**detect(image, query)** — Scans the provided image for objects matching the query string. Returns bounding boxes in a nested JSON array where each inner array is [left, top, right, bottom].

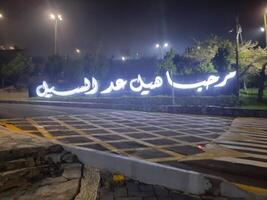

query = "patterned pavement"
[[0, 110, 231, 164], [1, 110, 267, 195]]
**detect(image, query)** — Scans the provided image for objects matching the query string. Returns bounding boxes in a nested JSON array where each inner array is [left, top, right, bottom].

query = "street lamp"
[[154, 42, 169, 59], [154, 42, 174, 105], [75, 48, 81, 54], [260, 26, 265, 32], [0, 13, 3, 19], [49, 13, 63, 55], [263, 8, 267, 47], [164, 43, 169, 48], [121, 56, 126, 61]]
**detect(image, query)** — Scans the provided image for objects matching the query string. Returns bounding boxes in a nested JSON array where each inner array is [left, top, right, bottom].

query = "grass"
[[239, 88, 267, 110]]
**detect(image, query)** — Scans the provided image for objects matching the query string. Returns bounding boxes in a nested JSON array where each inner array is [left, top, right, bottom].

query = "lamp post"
[[155, 42, 174, 105], [155, 42, 169, 59], [263, 8, 267, 47], [50, 13, 62, 55]]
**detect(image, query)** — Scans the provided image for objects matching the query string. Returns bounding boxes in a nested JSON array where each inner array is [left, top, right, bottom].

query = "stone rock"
[[75, 166, 100, 200], [62, 163, 82, 180]]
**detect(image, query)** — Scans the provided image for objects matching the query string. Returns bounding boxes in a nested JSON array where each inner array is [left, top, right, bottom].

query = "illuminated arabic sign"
[[36, 71, 236, 98]]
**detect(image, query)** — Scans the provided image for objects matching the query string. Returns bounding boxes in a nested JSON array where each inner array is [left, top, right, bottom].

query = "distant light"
[[163, 43, 169, 48], [9, 46, 15, 50], [50, 13, 55, 20], [58, 14, 63, 21], [155, 43, 160, 48], [121, 56, 126, 61], [260, 27, 265, 32], [0, 13, 3, 18]]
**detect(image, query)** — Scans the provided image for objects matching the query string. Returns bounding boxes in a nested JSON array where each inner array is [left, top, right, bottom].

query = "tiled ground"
[[0, 110, 232, 164], [2, 110, 267, 193]]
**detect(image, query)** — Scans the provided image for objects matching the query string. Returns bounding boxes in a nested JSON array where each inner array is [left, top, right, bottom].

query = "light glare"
[[50, 13, 55, 20]]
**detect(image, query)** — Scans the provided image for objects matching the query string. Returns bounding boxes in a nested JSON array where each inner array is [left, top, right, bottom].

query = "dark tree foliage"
[[173, 54, 201, 75], [44, 55, 65, 82], [211, 47, 231, 74]]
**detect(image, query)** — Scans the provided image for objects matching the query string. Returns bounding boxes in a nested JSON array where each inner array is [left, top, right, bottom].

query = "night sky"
[[0, 0, 266, 57]]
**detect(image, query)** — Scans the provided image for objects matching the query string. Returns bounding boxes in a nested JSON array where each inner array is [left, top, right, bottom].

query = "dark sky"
[[0, 0, 266, 57]]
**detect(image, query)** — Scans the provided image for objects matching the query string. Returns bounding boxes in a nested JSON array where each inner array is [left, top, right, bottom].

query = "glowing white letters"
[[101, 79, 127, 94], [130, 75, 163, 95], [166, 71, 220, 91], [36, 78, 98, 98], [36, 71, 236, 98], [214, 71, 236, 87]]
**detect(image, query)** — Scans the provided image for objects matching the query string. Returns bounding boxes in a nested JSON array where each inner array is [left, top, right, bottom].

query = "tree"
[[211, 47, 232, 74], [83, 53, 108, 80], [1, 53, 34, 87], [44, 55, 65, 82], [237, 42, 267, 102], [185, 36, 233, 73], [64, 58, 84, 84], [157, 48, 176, 75], [173, 54, 206, 75]]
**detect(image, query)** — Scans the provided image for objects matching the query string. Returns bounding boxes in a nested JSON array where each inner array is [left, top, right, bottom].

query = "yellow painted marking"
[[147, 157, 182, 163], [0, 121, 34, 137], [50, 116, 124, 155], [26, 118, 55, 140], [234, 183, 267, 196], [71, 115, 185, 161], [2, 122, 23, 132]]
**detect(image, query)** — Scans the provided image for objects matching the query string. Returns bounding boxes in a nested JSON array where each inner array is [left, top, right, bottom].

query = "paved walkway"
[[1, 110, 267, 196]]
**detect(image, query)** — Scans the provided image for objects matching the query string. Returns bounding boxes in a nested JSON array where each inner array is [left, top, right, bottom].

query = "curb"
[[63, 144, 265, 199], [0, 99, 267, 117]]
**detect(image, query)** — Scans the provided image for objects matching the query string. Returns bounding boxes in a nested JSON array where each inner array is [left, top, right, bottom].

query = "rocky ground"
[[0, 128, 85, 200]]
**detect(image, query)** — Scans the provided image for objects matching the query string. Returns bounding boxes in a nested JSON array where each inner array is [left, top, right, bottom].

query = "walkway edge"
[[63, 144, 265, 199], [1, 99, 267, 117]]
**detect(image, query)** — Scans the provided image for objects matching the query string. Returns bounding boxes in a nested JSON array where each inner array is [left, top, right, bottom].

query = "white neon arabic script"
[[101, 79, 127, 94], [36, 78, 98, 98], [166, 71, 220, 91], [129, 75, 163, 95], [36, 71, 236, 98]]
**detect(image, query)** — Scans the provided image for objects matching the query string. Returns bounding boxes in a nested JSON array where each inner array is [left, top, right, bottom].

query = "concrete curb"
[[63, 144, 265, 199], [0, 99, 267, 117]]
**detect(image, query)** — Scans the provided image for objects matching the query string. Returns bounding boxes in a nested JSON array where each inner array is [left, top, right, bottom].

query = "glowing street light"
[[260, 27, 265, 32], [75, 48, 81, 54], [121, 56, 126, 61], [154, 42, 170, 59], [164, 43, 169, 48], [49, 12, 63, 54], [0, 13, 3, 19]]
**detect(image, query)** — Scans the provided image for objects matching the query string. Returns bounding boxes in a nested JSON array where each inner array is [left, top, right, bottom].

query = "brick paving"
[[0, 110, 232, 164], [2, 110, 267, 193]]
